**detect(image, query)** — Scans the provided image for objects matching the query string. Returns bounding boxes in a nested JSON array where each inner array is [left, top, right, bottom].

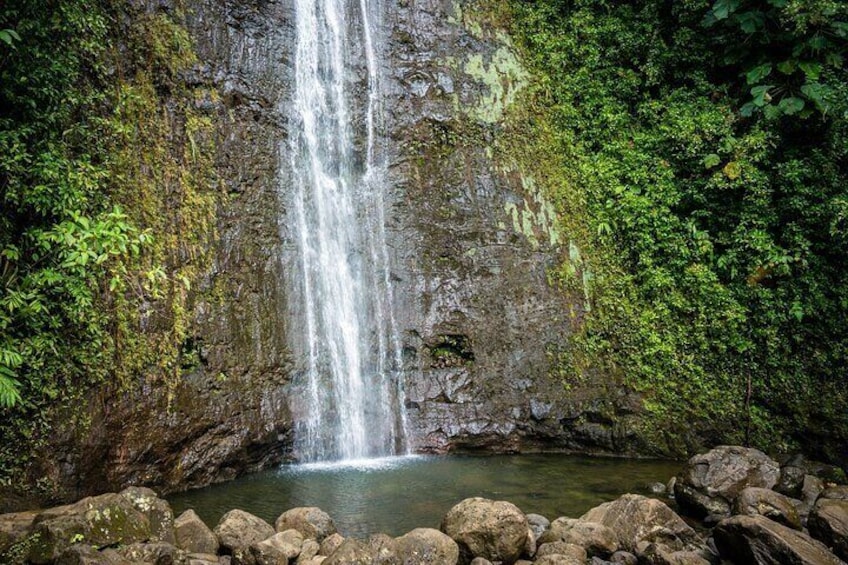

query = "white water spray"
[[286, 0, 407, 462]]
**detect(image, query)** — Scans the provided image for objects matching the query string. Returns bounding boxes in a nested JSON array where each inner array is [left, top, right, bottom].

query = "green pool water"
[[168, 454, 682, 538]]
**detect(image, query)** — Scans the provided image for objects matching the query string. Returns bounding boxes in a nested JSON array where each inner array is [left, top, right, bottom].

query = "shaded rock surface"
[[675, 446, 780, 518], [808, 499, 848, 561], [175, 509, 219, 555], [580, 494, 697, 553], [734, 487, 801, 529], [27, 493, 154, 564], [714, 514, 844, 565]]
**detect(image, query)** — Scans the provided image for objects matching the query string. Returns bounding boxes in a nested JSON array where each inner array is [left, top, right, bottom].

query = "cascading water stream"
[[286, 0, 407, 462]]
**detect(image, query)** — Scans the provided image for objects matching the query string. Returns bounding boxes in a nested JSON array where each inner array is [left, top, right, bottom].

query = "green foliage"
[[703, 0, 848, 118], [507, 0, 848, 458], [0, 0, 217, 494]]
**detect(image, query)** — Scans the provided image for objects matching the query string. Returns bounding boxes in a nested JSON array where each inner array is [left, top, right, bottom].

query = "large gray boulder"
[[275, 507, 336, 542], [55, 545, 126, 565], [369, 533, 402, 565], [734, 487, 801, 529], [115, 541, 185, 563], [319, 533, 345, 556], [27, 493, 154, 564], [395, 528, 459, 564], [119, 487, 176, 544], [440, 497, 530, 564], [213, 509, 275, 564], [674, 446, 780, 518], [537, 517, 618, 557], [535, 541, 586, 560], [580, 494, 697, 553], [526, 514, 550, 541], [251, 530, 304, 565], [322, 538, 381, 565], [714, 514, 844, 564], [175, 509, 219, 555], [637, 543, 711, 565], [808, 498, 848, 562], [776, 456, 807, 498], [533, 554, 583, 565], [0, 510, 37, 558]]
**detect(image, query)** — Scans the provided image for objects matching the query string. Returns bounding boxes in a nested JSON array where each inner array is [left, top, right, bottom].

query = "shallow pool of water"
[[168, 454, 681, 538]]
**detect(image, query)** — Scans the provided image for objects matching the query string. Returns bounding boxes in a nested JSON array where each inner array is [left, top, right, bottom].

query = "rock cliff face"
[[39, 0, 645, 501]]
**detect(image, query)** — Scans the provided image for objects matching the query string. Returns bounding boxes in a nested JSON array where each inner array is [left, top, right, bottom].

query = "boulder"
[[440, 497, 530, 564], [805, 476, 827, 504], [28, 493, 153, 563], [610, 550, 638, 565], [175, 509, 219, 555], [650, 483, 668, 495], [0, 510, 37, 556], [119, 487, 176, 544], [674, 446, 780, 518], [533, 554, 584, 565], [733, 487, 801, 529], [275, 508, 336, 542], [213, 509, 275, 564], [808, 499, 848, 561], [714, 514, 844, 565], [637, 543, 710, 565], [580, 494, 697, 553], [298, 539, 321, 564], [395, 528, 459, 564], [470, 558, 493, 565], [526, 514, 550, 541], [820, 487, 848, 501], [368, 533, 401, 565], [319, 533, 344, 556], [56, 544, 126, 565], [537, 518, 571, 545], [116, 541, 184, 563], [536, 541, 586, 561], [776, 456, 807, 498], [554, 518, 619, 557], [251, 530, 304, 564], [322, 538, 379, 565], [185, 554, 221, 565]]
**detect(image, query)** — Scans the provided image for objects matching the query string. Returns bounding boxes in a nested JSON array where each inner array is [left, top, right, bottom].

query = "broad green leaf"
[[750, 85, 773, 107], [778, 96, 804, 115], [736, 11, 765, 34], [0, 369, 22, 408], [746, 63, 772, 85], [801, 82, 827, 110], [798, 61, 822, 81], [703, 154, 721, 169], [740, 102, 756, 117], [776, 60, 796, 75], [711, 0, 740, 20]]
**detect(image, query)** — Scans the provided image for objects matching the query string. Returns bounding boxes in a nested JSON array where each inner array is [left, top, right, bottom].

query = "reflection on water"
[[168, 454, 681, 538]]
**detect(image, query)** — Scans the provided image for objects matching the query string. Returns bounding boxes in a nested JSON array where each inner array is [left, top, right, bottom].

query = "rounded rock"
[[440, 497, 530, 564], [395, 528, 459, 565], [275, 507, 336, 542], [733, 487, 801, 530], [674, 446, 780, 519]]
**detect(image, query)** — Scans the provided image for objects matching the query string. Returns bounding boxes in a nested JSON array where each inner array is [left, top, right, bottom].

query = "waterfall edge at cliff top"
[[283, 0, 408, 463]]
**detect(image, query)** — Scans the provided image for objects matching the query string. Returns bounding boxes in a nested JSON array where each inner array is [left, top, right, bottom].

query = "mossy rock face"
[[27, 493, 152, 564], [119, 487, 176, 544]]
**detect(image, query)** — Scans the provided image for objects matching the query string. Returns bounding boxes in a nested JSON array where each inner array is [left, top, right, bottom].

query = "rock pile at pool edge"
[[1, 445, 847, 564]]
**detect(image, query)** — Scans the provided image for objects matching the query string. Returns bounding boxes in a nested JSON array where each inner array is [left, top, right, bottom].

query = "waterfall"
[[285, 0, 407, 462]]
